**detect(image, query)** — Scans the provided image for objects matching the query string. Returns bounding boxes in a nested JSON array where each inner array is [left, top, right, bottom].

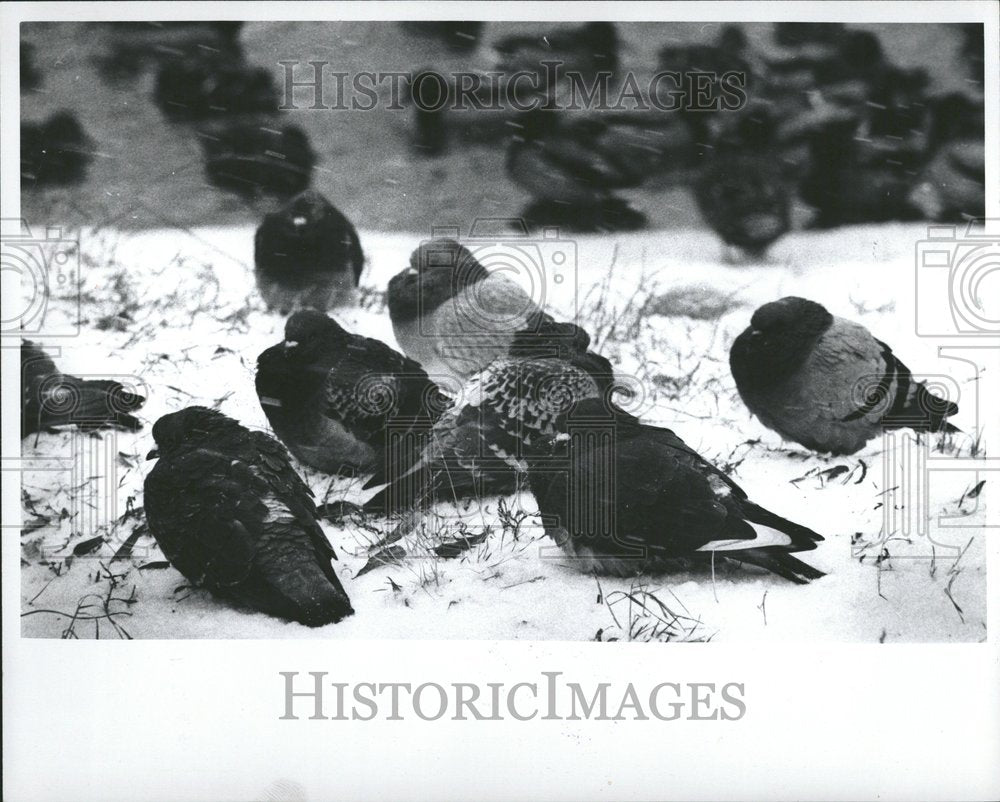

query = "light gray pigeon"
[[730, 297, 959, 455], [387, 238, 580, 386]]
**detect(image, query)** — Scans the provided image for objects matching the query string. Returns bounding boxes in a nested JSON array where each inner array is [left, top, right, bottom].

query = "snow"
[[19, 222, 988, 641]]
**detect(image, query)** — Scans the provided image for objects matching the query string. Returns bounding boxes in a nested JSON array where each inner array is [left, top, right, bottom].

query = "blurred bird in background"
[[254, 189, 365, 314], [506, 110, 648, 232], [21, 111, 92, 187], [199, 121, 315, 198], [693, 106, 791, 261], [154, 53, 279, 120]]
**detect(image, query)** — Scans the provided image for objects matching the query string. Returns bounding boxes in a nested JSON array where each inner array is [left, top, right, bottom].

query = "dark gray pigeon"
[[524, 398, 825, 583], [22, 340, 145, 437], [730, 297, 959, 455], [256, 311, 451, 476], [387, 238, 586, 386], [254, 190, 364, 314], [144, 406, 353, 627]]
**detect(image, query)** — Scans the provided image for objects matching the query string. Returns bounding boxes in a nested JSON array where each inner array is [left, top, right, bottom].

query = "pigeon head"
[[283, 310, 346, 347], [718, 24, 747, 52], [148, 406, 241, 459], [749, 297, 832, 334], [408, 238, 487, 283], [280, 190, 334, 231], [581, 21, 618, 55], [107, 381, 146, 413], [389, 240, 488, 321], [836, 30, 883, 69], [730, 297, 834, 391]]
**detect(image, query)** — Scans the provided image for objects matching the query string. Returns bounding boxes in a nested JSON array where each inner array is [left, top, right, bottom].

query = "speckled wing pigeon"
[[256, 311, 450, 476]]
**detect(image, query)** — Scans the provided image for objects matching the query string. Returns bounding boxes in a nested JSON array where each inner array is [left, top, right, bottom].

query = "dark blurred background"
[[19, 21, 984, 235]]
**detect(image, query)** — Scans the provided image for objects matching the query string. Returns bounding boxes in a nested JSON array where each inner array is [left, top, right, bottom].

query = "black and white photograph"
[[3, 2, 998, 801]]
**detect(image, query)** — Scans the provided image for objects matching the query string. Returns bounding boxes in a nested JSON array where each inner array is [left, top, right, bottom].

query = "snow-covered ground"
[[18, 222, 989, 641]]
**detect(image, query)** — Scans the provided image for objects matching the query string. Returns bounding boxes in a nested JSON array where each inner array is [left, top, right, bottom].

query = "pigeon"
[[22, 340, 145, 437], [656, 25, 754, 113], [957, 23, 984, 87], [407, 69, 450, 156], [144, 406, 354, 627], [21, 42, 41, 91], [400, 21, 484, 53], [907, 93, 985, 222], [200, 121, 315, 198], [523, 397, 825, 583], [406, 69, 533, 157], [506, 111, 647, 232], [812, 29, 886, 87], [254, 190, 364, 314], [693, 108, 791, 260], [95, 22, 244, 81], [362, 324, 616, 515], [773, 22, 847, 47], [153, 52, 278, 120], [256, 311, 451, 476], [730, 297, 960, 455], [389, 238, 535, 384], [798, 112, 921, 228], [494, 21, 618, 82], [21, 112, 91, 187]]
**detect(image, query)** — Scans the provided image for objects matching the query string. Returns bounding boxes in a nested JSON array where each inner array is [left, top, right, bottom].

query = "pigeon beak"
[[284, 340, 299, 351], [146, 448, 160, 461]]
